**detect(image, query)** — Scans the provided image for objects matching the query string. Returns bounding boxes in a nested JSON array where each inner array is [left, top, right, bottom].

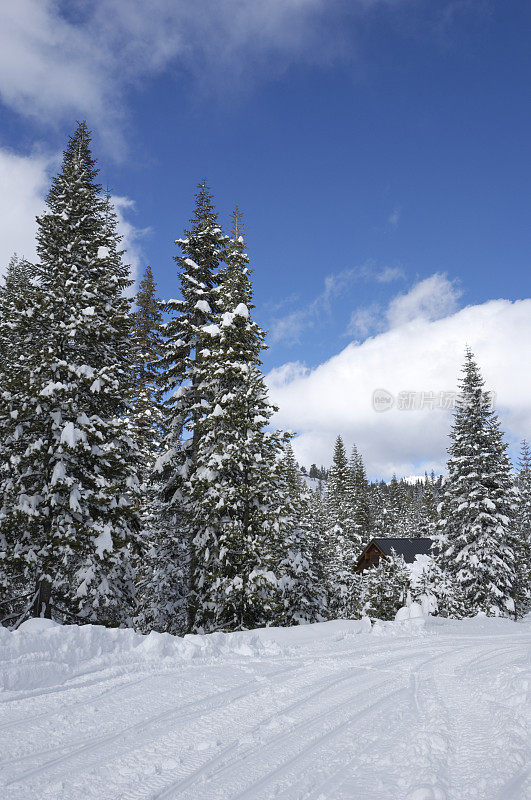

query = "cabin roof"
[[368, 537, 434, 563]]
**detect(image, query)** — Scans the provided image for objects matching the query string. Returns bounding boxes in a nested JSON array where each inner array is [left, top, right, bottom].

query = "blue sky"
[[0, 0, 529, 476]]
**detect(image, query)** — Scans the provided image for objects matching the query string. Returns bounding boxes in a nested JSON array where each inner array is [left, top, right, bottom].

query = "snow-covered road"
[[0, 616, 529, 800]]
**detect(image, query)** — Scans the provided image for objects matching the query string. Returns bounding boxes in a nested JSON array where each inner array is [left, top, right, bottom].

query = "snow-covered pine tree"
[[0, 255, 34, 372], [0, 256, 39, 617], [324, 435, 358, 617], [368, 481, 390, 538], [359, 552, 410, 621], [418, 473, 439, 537], [423, 557, 465, 619], [130, 266, 187, 634], [514, 440, 531, 616], [305, 484, 328, 585], [185, 209, 289, 632], [348, 444, 370, 546], [436, 348, 518, 617], [0, 123, 141, 625], [273, 443, 324, 624], [131, 265, 164, 469], [157, 181, 227, 631]]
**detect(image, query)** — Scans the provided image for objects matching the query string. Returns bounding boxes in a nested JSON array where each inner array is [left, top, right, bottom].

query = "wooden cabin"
[[354, 537, 433, 574]]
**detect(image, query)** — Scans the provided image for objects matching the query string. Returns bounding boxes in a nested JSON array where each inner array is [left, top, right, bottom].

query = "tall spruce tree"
[[418, 474, 439, 537], [131, 265, 164, 467], [348, 444, 370, 545], [0, 123, 140, 624], [514, 440, 531, 615], [0, 256, 38, 613], [436, 349, 518, 617], [273, 443, 324, 624], [184, 209, 289, 632], [131, 266, 187, 634], [0, 255, 34, 371], [157, 181, 227, 630], [324, 435, 358, 617]]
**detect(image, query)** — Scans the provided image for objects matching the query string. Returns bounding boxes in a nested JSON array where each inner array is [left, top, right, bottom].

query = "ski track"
[[0, 619, 529, 800]]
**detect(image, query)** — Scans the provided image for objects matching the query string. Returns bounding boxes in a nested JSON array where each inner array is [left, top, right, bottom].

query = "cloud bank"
[[267, 296, 531, 478]]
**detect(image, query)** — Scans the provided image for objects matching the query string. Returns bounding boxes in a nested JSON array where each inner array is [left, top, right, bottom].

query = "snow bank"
[[1, 615, 525, 694], [0, 619, 371, 694]]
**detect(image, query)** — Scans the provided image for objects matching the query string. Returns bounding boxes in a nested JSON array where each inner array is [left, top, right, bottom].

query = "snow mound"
[[17, 618, 60, 633], [395, 601, 425, 623]]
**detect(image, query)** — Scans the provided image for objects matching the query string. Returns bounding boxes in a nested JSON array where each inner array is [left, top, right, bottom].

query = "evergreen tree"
[[161, 205, 289, 632], [359, 553, 410, 620], [418, 474, 439, 537], [130, 266, 187, 634], [368, 481, 390, 538], [0, 256, 38, 615], [0, 123, 141, 624], [324, 436, 358, 617], [436, 349, 518, 617], [0, 255, 34, 372], [131, 265, 164, 467], [348, 444, 370, 544], [514, 440, 531, 615], [273, 443, 324, 624], [307, 486, 328, 584], [157, 181, 227, 630]]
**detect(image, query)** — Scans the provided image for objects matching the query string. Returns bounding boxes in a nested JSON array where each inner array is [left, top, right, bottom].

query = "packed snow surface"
[[0, 616, 529, 800]]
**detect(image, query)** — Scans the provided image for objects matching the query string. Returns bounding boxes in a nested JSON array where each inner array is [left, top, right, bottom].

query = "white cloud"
[[0, 2, 491, 150], [347, 273, 461, 338], [0, 0, 350, 143], [112, 196, 150, 285], [0, 148, 50, 271], [347, 304, 382, 338], [386, 272, 461, 327], [270, 261, 404, 344], [0, 147, 145, 284], [267, 298, 531, 478], [375, 265, 405, 283]]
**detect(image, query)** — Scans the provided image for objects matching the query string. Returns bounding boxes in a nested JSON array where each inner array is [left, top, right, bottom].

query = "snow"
[[302, 474, 325, 492], [1, 616, 529, 800], [97, 246, 109, 259], [94, 525, 113, 558], [50, 461, 66, 486], [60, 421, 78, 447], [194, 300, 211, 313], [201, 324, 220, 336], [408, 553, 434, 586], [395, 601, 424, 623]]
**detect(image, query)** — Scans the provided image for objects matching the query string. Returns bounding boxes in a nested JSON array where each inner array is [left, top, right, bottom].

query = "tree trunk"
[[31, 578, 52, 619]]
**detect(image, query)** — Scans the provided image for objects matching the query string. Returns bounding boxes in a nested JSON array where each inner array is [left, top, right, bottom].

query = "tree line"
[[0, 123, 529, 632]]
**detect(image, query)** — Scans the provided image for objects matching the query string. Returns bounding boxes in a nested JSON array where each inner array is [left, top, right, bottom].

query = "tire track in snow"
[[75, 662, 388, 800], [230, 683, 412, 800], [3, 663, 302, 787], [149, 645, 466, 800], [80, 640, 486, 800], [0, 672, 154, 734], [223, 644, 485, 800], [187, 641, 496, 800], [143, 676, 404, 800]]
